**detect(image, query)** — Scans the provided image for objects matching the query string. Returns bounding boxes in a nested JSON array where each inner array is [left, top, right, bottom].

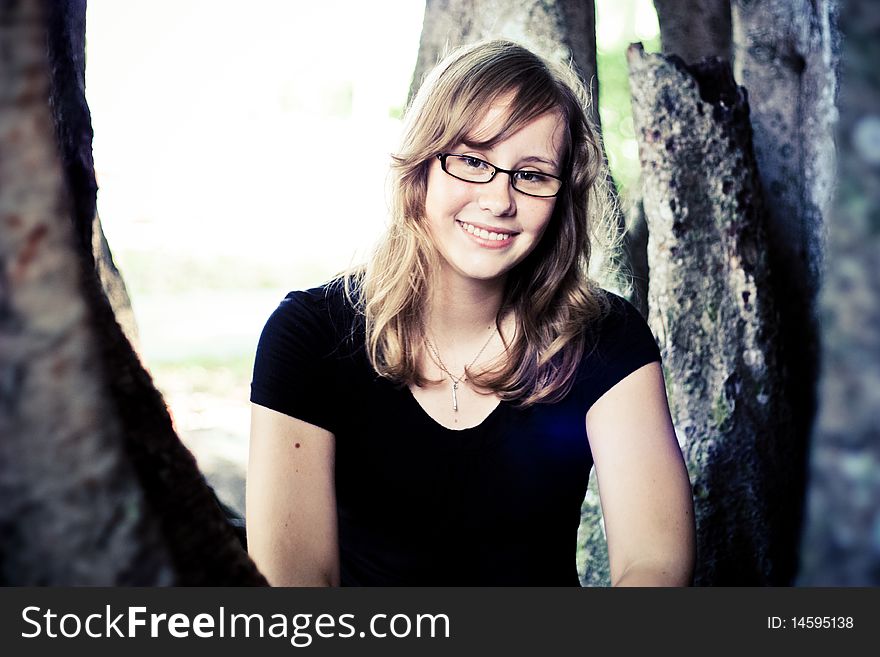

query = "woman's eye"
[[462, 156, 487, 169], [515, 171, 548, 183]]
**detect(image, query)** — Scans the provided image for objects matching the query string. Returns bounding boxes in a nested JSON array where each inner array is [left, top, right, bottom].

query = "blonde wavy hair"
[[345, 39, 620, 406]]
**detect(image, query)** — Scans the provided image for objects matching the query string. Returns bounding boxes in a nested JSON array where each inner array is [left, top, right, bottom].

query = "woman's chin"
[[447, 263, 512, 284]]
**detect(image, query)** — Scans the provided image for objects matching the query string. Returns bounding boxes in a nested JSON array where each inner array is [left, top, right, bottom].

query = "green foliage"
[[153, 352, 255, 379], [596, 0, 661, 201], [388, 104, 405, 120]]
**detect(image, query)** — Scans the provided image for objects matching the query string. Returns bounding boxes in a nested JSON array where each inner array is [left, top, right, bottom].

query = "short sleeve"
[[578, 291, 662, 410], [250, 289, 340, 434]]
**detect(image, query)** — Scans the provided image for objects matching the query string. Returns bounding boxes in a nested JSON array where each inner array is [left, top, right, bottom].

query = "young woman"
[[247, 40, 695, 586]]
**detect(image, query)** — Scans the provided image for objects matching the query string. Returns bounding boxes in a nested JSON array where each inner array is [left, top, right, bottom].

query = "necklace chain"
[[424, 325, 498, 413]]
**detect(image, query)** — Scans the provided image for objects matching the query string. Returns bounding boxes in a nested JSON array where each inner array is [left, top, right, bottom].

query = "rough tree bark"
[[798, 0, 880, 585], [627, 45, 795, 585], [0, 0, 266, 585], [0, 0, 171, 584], [730, 1, 838, 581], [410, 0, 600, 130], [624, 1, 734, 320], [654, 0, 733, 64], [732, 0, 836, 301]]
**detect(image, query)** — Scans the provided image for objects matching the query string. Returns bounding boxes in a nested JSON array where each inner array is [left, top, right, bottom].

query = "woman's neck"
[[425, 272, 507, 343]]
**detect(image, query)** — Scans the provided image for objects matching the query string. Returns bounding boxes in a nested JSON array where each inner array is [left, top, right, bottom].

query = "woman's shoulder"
[[251, 278, 359, 426], [573, 288, 660, 406], [587, 288, 650, 336], [258, 277, 360, 350], [271, 277, 356, 323]]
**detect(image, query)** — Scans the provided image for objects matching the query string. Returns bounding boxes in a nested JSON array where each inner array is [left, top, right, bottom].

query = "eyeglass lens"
[[443, 155, 561, 197]]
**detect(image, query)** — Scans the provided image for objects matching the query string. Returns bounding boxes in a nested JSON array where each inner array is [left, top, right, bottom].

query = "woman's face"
[[423, 99, 565, 287]]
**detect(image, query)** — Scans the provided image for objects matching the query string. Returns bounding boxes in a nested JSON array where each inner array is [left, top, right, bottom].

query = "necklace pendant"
[[452, 380, 459, 412]]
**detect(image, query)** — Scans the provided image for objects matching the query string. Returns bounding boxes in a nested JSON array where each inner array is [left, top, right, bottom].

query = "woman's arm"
[[585, 361, 696, 586], [246, 403, 340, 586]]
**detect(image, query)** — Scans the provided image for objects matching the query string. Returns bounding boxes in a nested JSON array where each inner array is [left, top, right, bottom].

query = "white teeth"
[[458, 220, 511, 241]]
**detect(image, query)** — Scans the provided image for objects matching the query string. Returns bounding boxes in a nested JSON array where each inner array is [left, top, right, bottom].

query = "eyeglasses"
[[436, 153, 563, 198]]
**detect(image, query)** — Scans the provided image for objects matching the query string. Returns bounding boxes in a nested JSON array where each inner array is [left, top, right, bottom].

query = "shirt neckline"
[[404, 385, 504, 432]]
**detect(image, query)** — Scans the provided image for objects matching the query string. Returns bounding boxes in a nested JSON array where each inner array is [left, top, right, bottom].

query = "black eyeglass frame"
[[436, 153, 564, 198]]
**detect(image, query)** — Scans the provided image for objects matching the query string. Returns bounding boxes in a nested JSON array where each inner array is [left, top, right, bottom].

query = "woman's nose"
[[477, 172, 516, 216]]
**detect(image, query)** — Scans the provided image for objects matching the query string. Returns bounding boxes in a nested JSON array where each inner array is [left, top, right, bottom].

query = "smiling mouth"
[[455, 220, 516, 242]]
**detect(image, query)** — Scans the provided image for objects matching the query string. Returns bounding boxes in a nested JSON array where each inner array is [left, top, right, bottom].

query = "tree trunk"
[[92, 213, 139, 349], [642, 0, 735, 323], [0, 0, 266, 585], [730, 1, 838, 581], [0, 0, 172, 584], [731, 0, 836, 300], [44, 0, 139, 348], [654, 0, 733, 64], [798, 0, 880, 585], [627, 45, 795, 585], [410, 0, 601, 130]]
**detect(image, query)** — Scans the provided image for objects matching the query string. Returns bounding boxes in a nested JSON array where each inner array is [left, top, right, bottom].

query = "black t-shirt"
[[250, 279, 661, 586]]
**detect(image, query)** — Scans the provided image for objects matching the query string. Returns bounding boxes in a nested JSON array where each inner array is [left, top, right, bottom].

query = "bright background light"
[[87, 0, 424, 274]]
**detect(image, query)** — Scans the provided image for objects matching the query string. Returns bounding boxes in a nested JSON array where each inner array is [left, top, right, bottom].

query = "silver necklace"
[[424, 326, 498, 413]]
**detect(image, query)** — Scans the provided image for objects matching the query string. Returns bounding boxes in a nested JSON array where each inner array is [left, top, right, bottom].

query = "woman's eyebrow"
[[519, 155, 558, 167], [460, 139, 491, 150]]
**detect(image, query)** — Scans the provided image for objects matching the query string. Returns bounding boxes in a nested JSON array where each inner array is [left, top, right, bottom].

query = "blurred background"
[[84, 0, 659, 515]]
